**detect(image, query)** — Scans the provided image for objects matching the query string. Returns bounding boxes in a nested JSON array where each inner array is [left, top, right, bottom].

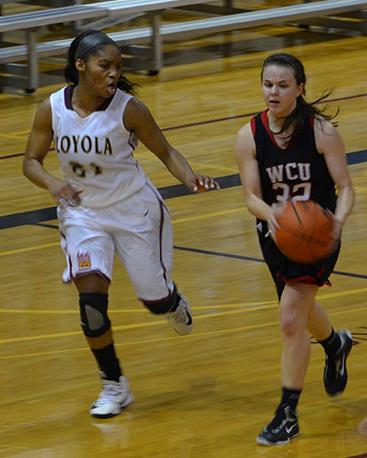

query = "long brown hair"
[[261, 53, 338, 144]]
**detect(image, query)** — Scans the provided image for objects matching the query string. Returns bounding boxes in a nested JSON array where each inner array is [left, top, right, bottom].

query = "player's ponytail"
[[117, 75, 138, 95]]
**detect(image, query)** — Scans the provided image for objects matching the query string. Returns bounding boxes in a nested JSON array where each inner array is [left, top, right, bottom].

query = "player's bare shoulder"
[[314, 115, 337, 136], [235, 121, 256, 161], [124, 96, 152, 131], [29, 96, 52, 135], [36, 96, 52, 120], [314, 115, 343, 155]]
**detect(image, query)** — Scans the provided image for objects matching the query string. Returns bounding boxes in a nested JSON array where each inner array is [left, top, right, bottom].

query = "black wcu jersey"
[[251, 110, 337, 212], [251, 110, 340, 299]]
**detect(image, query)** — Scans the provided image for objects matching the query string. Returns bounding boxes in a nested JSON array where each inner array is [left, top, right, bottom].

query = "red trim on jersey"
[[250, 117, 256, 136], [260, 110, 280, 148], [260, 109, 314, 150], [284, 275, 331, 287]]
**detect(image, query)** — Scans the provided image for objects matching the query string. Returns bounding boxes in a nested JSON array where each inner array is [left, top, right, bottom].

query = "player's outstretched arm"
[[124, 98, 219, 192]]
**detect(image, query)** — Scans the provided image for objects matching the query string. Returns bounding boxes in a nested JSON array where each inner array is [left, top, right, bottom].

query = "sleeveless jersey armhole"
[[309, 115, 322, 155], [121, 95, 135, 133], [250, 116, 256, 136]]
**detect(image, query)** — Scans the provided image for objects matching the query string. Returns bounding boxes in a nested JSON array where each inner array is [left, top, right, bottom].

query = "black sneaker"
[[323, 329, 353, 396], [256, 406, 299, 446]]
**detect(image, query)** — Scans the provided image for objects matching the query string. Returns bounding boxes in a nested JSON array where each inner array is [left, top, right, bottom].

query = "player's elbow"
[[339, 182, 355, 205], [22, 156, 30, 178], [22, 155, 39, 179]]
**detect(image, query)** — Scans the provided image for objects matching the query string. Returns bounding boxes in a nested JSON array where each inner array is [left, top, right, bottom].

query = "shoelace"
[[268, 417, 287, 433], [96, 382, 124, 404], [171, 303, 188, 323], [267, 407, 296, 432]]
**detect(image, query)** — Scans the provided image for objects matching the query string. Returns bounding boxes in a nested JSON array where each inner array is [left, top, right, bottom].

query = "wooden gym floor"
[[0, 6, 367, 458]]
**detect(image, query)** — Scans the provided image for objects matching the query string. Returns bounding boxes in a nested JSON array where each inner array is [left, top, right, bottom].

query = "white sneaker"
[[167, 294, 193, 335], [90, 375, 133, 418]]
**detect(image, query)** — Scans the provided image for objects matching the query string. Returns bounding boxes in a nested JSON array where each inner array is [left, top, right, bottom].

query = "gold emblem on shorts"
[[77, 252, 91, 269]]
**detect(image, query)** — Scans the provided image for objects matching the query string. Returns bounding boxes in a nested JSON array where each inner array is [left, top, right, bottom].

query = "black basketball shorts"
[[256, 221, 340, 300]]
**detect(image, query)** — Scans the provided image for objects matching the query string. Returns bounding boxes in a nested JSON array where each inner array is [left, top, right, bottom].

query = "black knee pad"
[[142, 284, 179, 314], [79, 293, 110, 337]]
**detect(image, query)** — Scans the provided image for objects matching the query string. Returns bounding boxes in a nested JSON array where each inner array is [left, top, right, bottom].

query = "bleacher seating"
[[0, 0, 366, 92]]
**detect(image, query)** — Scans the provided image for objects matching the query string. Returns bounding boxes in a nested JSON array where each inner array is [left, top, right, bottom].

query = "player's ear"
[[297, 82, 305, 97], [75, 58, 86, 72]]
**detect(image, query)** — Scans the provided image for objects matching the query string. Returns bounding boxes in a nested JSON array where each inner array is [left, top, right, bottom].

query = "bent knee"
[[280, 314, 304, 339], [79, 292, 110, 337]]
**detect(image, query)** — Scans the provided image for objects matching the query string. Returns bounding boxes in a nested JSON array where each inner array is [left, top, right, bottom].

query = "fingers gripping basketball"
[[272, 200, 337, 264]]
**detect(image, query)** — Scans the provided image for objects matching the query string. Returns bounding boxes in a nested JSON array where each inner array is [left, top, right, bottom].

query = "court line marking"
[[0, 304, 280, 345], [0, 151, 364, 230], [0, 133, 28, 141], [183, 161, 238, 173], [2, 233, 366, 279], [2, 92, 366, 158], [137, 149, 238, 173], [0, 302, 364, 360], [0, 287, 366, 347], [1, 285, 366, 316], [172, 207, 243, 224], [0, 241, 60, 257], [0, 299, 277, 314], [0, 207, 245, 257], [0, 321, 279, 360]]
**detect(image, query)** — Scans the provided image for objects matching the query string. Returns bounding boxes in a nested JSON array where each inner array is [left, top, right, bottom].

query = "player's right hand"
[[50, 180, 83, 207], [190, 175, 220, 193]]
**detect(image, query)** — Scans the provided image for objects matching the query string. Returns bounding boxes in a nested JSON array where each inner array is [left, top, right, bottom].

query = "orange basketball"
[[272, 200, 336, 264]]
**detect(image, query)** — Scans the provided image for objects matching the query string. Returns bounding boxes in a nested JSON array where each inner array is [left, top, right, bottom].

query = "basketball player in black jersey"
[[235, 53, 355, 446]]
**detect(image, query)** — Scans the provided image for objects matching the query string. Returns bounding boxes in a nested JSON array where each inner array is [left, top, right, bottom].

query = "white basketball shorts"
[[57, 184, 174, 301]]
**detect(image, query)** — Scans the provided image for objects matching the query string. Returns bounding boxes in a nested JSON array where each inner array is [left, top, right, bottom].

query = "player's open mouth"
[[107, 83, 117, 94]]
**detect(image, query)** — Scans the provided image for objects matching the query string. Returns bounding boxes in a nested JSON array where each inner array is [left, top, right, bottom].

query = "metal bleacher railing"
[[0, 0, 366, 92]]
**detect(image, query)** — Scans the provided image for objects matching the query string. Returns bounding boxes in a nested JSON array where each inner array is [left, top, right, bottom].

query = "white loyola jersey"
[[50, 86, 147, 208]]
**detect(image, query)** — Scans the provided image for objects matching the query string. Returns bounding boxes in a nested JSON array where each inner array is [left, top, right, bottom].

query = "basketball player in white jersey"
[[23, 30, 219, 419]]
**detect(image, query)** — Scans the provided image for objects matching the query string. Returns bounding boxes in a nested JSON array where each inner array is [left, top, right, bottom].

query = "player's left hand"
[[190, 175, 220, 193]]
